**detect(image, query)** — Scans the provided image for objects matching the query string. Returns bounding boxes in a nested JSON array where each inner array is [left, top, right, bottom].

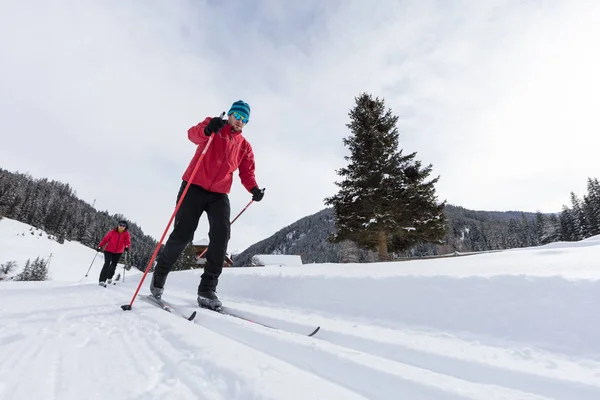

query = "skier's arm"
[[125, 232, 131, 249], [98, 232, 110, 248], [238, 141, 258, 192], [187, 117, 212, 145]]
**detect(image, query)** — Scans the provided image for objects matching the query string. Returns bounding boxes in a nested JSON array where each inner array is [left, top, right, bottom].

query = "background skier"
[[98, 221, 131, 286], [149, 100, 265, 309]]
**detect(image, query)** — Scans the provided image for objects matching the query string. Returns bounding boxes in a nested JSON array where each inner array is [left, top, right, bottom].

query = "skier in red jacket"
[[149, 100, 265, 309], [98, 221, 131, 286]]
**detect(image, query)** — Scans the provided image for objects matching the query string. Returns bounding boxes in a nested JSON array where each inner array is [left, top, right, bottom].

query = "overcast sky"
[[1, 1, 599, 253]]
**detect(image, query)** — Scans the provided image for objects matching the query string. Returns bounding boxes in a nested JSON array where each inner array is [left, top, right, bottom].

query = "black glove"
[[251, 187, 265, 202], [97, 246, 102, 252], [204, 115, 226, 136], [125, 247, 129, 253]]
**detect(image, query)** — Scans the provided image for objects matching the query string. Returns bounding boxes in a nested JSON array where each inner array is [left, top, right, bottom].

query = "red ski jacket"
[[182, 117, 258, 194], [99, 229, 131, 254]]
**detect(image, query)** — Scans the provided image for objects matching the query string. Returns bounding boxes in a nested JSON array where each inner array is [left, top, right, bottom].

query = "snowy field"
[[1, 217, 600, 399]]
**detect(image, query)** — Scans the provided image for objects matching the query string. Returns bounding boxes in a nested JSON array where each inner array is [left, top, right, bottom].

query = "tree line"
[[0, 168, 159, 270]]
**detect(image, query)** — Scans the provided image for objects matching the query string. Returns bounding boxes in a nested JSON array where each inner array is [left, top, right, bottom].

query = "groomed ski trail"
[[0, 283, 364, 400], [210, 297, 600, 400], [2, 281, 600, 399], [134, 287, 600, 400]]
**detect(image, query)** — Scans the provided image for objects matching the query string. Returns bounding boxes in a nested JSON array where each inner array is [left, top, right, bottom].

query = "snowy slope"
[[1, 218, 600, 399], [0, 218, 140, 282]]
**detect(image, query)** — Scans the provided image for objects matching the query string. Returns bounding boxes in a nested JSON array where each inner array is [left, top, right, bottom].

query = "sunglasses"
[[231, 112, 249, 124]]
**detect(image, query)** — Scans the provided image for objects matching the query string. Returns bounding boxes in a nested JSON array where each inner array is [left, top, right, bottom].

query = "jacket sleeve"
[[98, 231, 111, 248], [238, 140, 258, 192], [125, 232, 131, 248], [187, 117, 212, 145]]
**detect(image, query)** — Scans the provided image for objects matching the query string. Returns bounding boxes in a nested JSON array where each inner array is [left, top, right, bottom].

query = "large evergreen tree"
[[324, 93, 447, 261]]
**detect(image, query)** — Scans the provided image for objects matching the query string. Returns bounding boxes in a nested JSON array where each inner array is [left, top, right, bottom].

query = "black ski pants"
[[153, 180, 230, 293], [99, 251, 122, 282]]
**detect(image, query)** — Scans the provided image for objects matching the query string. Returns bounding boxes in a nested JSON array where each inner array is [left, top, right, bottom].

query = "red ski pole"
[[121, 114, 223, 311], [197, 199, 254, 259]]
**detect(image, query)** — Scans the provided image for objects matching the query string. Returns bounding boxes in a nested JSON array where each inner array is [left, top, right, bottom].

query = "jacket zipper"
[[115, 231, 122, 252]]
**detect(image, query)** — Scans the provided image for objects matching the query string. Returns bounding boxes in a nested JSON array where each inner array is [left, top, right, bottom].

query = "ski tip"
[[121, 304, 132, 311], [188, 311, 197, 321], [308, 326, 321, 337]]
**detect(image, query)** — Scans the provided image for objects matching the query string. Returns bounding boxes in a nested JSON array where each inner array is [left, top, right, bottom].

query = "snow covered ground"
[[1, 217, 600, 399]]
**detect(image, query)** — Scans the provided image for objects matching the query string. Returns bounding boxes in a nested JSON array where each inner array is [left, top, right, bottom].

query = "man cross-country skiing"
[[149, 100, 265, 309]]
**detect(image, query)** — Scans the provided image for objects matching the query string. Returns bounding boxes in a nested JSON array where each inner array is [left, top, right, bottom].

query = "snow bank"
[[157, 237, 600, 361]]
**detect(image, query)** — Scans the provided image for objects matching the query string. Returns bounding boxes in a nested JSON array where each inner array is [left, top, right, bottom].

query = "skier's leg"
[[107, 252, 121, 282], [152, 181, 204, 290], [98, 251, 113, 283], [198, 194, 230, 306]]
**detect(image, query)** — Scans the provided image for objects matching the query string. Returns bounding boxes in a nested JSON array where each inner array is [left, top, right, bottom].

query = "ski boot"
[[197, 290, 222, 310], [149, 275, 164, 300]]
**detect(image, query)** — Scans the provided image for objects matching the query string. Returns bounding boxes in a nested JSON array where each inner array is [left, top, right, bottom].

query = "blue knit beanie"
[[227, 100, 251, 122]]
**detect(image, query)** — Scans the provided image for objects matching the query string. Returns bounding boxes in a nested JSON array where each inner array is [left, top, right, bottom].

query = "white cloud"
[[1, 0, 599, 253]]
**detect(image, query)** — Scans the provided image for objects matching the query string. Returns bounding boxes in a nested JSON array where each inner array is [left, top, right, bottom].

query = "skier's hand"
[[97, 246, 102, 252], [125, 247, 129, 252], [204, 114, 226, 136], [251, 187, 265, 202]]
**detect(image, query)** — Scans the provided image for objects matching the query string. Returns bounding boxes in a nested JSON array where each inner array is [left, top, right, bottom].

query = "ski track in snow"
[[146, 288, 600, 400], [218, 298, 600, 400], [0, 283, 365, 400], [2, 279, 600, 399]]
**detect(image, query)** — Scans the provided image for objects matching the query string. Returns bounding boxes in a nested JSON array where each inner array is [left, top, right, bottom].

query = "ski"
[[200, 305, 321, 337], [139, 295, 319, 335], [141, 295, 197, 321]]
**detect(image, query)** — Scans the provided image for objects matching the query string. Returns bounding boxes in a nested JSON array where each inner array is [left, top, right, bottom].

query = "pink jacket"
[[183, 117, 258, 193], [99, 229, 131, 254]]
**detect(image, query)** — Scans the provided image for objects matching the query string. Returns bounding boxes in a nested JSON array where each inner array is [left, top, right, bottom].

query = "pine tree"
[[547, 213, 562, 242], [583, 178, 600, 236], [30, 257, 49, 281], [14, 259, 33, 281], [13, 257, 48, 281], [569, 192, 586, 240], [560, 205, 578, 241], [534, 212, 561, 245], [324, 92, 447, 261]]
